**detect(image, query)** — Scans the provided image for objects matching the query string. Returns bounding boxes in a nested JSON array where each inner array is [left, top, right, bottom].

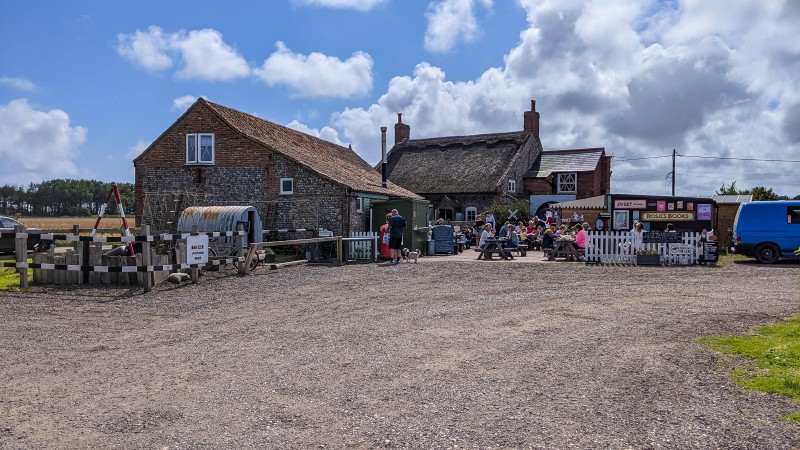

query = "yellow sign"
[[641, 211, 695, 221]]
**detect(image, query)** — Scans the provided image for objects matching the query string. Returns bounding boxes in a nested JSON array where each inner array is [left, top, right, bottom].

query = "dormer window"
[[508, 179, 516, 193], [186, 133, 214, 164], [557, 173, 576, 193]]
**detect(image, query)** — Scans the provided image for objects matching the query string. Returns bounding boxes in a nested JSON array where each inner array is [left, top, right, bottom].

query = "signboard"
[[614, 199, 646, 209], [657, 200, 666, 212], [431, 225, 454, 254], [643, 231, 683, 244], [697, 204, 712, 220], [641, 211, 695, 221], [186, 234, 209, 264], [703, 241, 719, 263], [668, 243, 693, 255]]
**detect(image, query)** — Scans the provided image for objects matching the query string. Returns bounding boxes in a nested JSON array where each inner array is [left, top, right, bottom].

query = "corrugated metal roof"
[[177, 206, 263, 236], [550, 195, 607, 210], [524, 148, 604, 178], [710, 194, 753, 203]]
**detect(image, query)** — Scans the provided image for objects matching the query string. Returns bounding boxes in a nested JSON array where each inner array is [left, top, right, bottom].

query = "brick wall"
[[135, 101, 363, 235]]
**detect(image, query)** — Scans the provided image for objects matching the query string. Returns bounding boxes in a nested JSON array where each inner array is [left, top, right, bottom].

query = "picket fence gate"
[[585, 231, 703, 265], [346, 231, 379, 261]]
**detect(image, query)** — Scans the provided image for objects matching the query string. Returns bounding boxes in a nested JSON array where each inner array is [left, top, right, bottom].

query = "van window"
[[789, 206, 800, 224]]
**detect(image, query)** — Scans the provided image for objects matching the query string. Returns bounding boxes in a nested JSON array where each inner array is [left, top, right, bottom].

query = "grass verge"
[[0, 258, 32, 292], [700, 315, 800, 423]]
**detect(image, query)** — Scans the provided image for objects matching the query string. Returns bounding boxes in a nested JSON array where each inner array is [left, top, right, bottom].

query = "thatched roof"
[[385, 131, 539, 194]]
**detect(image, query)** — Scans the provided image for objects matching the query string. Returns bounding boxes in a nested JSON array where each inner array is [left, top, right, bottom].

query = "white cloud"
[[291, 0, 388, 11], [424, 0, 493, 53], [324, 0, 800, 196], [285, 120, 346, 146], [117, 26, 250, 81], [0, 99, 86, 185], [254, 41, 373, 98], [0, 76, 36, 91], [172, 95, 205, 111], [126, 139, 151, 161]]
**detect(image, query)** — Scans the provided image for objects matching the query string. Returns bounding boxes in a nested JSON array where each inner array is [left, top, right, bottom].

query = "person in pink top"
[[574, 222, 590, 249]]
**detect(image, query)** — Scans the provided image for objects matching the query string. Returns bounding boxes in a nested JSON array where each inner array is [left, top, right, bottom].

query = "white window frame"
[[356, 197, 364, 213], [279, 178, 294, 195], [557, 172, 576, 194], [186, 133, 215, 164], [465, 207, 477, 223], [508, 179, 516, 193]]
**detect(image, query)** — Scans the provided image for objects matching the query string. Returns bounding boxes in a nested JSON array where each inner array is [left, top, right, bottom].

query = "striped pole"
[[89, 184, 135, 256]]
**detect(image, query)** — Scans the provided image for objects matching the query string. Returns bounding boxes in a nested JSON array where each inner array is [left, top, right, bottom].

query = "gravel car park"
[[1, 259, 798, 448]]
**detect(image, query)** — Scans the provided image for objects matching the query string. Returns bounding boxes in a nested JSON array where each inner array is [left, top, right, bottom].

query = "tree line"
[[716, 182, 800, 201], [0, 179, 134, 217]]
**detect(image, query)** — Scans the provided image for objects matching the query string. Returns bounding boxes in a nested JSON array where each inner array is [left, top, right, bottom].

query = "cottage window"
[[356, 197, 364, 213], [186, 133, 214, 164], [508, 179, 516, 193], [465, 207, 477, 223], [280, 178, 294, 195], [557, 173, 576, 193]]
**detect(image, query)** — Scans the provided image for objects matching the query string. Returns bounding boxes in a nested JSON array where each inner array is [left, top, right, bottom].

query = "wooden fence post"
[[14, 225, 27, 288], [190, 225, 199, 283], [336, 236, 343, 266], [142, 224, 152, 292]]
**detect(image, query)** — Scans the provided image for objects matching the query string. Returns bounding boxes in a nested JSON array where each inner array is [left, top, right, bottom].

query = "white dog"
[[402, 248, 420, 263]]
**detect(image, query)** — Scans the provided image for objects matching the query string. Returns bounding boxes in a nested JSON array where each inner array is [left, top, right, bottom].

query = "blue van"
[[733, 201, 800, 263]]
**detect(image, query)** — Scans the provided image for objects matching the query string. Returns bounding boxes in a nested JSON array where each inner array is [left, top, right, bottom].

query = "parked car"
[[732, 201, 800, 263], [0, 216, 42, 255]]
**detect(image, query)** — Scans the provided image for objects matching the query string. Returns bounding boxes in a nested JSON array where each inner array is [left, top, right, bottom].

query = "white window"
[[186, 133, 214, 164], [356, 197, 364, 213], [465, 207, 477, 223], [557, 173, 576, 193], [508, 179, 516, 193], [280, 178, 294, 195]]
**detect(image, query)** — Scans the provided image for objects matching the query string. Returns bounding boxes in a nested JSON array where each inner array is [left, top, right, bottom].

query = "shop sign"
[[641, 211, 695, 221], [614, 199, 646, 209], [697, 204, 712, 220], [669, 243, 693, 255]]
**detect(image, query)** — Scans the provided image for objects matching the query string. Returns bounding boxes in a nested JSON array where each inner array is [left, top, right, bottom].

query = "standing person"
[[387, 209, 406, 265], [484, 211, 496, 231], [631, 221, 645, 251]]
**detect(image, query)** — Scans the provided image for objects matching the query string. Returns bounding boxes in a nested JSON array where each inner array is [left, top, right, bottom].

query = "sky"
[[1, 0, 798, 197]]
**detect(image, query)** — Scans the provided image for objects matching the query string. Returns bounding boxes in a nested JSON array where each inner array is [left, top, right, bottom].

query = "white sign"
[[669, 243, 693, 255], [186, 234, 209, 264], [614, 199, 647, 209]]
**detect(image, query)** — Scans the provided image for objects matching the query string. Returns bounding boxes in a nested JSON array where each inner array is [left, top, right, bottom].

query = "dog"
[[401, 248, 420, 263]]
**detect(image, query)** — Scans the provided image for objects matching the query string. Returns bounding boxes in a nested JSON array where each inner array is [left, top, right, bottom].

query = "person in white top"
[[631, 221, 645, 251], [479, 223, 494, 248]]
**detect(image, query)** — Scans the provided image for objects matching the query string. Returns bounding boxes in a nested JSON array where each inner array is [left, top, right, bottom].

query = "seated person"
[[574, 224, 587, 249], [503, 224, 520, 248], [498, 222, 509, 238], [541, 226, 556, 251], [478, 224, 494, 248]]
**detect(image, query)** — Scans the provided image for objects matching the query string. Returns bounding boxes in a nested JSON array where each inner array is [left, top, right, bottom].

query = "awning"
[[550, 195, 607, 210]]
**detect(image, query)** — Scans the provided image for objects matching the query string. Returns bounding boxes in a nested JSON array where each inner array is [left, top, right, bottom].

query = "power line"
[[613, 155, 672, 162], [680, 154, 800, 163]]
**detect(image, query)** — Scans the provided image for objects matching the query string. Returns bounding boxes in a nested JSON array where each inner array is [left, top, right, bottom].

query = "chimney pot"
[[524, 99, 540, 136], [394, 112, 410, 144]]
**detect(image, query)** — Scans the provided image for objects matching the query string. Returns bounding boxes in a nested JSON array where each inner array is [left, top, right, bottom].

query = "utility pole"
[[672, 148, 676, 196]]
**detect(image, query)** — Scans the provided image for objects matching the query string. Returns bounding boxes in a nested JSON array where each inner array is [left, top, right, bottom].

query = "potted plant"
[[636, 248, 661, 266]]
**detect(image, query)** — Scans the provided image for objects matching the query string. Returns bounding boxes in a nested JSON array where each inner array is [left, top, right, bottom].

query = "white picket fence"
[[346, 231, 379, 261], [585, 231, 702, 265]]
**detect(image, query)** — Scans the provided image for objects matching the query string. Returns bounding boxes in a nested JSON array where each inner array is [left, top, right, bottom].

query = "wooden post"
[[236, 224, 246, 275], [142, 224, 152, 292], [14, 225, 27, 288], [336, 236, 343, 266], [190, 225, 199, 283]]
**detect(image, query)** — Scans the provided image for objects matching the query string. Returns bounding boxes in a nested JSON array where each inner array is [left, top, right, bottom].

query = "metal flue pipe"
[[381, 126, 388, 188]]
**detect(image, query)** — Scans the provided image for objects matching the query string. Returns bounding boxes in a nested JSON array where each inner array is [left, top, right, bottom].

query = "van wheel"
[[755, 243, 780, 264]]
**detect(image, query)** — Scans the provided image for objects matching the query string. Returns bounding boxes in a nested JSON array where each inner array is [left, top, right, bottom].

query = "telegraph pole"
[[672, 148, 676, 196]]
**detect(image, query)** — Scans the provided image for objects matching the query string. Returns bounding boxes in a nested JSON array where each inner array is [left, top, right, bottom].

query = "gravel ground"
[[1, 257, 799, 449]]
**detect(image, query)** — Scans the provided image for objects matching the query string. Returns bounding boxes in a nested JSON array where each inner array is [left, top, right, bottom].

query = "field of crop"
[[16, 216, 136, 231]]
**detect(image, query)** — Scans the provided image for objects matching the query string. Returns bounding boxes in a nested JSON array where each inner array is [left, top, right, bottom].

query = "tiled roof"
[[524, 147, 604, 178], [385, 132, 539, 193], [202, 99, 421, 199]]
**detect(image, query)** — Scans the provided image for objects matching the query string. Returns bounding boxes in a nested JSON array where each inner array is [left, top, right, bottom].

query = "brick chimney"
[[394, 113, 410, 144], [523, 100, 540, 136]]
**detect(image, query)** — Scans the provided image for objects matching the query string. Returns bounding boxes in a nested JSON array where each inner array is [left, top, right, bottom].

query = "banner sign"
[[643, 231, 684, 244], [697, 204, 712, 220], [186, 234, 209, 264], [641, 211, 695, 221], [669, 243, 693, 255], [614, 199, 647, 209]]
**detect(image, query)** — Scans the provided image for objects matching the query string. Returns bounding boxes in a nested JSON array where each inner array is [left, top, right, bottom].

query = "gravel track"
[[1, 259, 799, 449]]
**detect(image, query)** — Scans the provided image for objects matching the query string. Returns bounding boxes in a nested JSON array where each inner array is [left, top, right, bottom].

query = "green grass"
[[0, 258, 32, 292], [700, 315, 800, 422]]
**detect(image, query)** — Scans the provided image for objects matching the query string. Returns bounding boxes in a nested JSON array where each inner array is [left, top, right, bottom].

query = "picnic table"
[[475, 238, 514, 260], [546, 238, 583, 261]]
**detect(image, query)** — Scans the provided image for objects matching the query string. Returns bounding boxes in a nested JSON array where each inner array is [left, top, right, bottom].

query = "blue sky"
[[1, 0, 798, 197]]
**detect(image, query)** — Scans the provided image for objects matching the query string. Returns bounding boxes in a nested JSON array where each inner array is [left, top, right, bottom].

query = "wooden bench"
[[473, 246, 526, 258]]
